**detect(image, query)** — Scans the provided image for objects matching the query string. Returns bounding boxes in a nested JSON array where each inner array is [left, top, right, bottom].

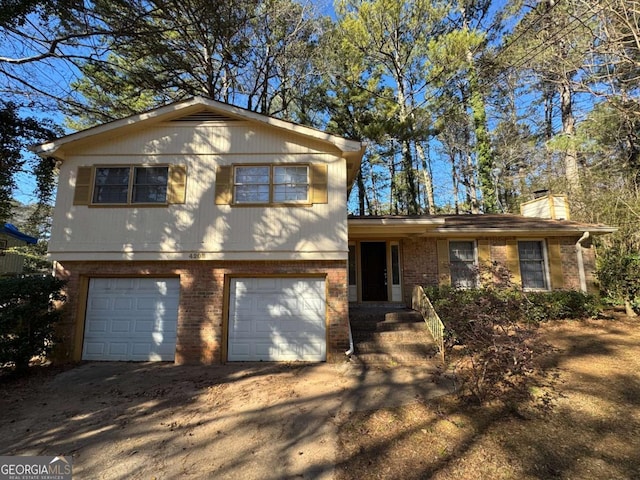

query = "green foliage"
[[430, 287, 599, 325], [427, 286, 599, 404], [596, 243, 640, 314], [65, 0, 324, 126], [519, 290, 601, 323], [0, 276, 66, 372], [6, 243, 52, 274], [0, 101, 59, 225]]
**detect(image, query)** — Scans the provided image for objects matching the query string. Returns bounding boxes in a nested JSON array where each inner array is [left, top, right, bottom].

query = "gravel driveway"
[[0, 361, 451, 479]]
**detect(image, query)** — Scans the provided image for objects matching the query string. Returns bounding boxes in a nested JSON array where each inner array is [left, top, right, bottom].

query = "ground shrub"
[[0, 275, 66, 373], [596, 243, 640, 315], [521, 290, 600, 322], [427, 287, 598, 405]]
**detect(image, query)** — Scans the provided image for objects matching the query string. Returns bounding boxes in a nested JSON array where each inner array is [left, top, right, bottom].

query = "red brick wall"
[[398, 235, 598, 297], [54, 260, 348, 365], [400, 238, 438, 304]]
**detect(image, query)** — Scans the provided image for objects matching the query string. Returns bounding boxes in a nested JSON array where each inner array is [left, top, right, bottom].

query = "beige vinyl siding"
[[0, 234, 30, 274], [49, 123, 348, 261], [520, 194, 570, 220], [63, 122, 341, 158]]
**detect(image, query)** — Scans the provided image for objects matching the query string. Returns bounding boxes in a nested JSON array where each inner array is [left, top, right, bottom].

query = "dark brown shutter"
[[215, 166, 233, 205], [73, 167, 93, 205], [167, 165, 187, 204]]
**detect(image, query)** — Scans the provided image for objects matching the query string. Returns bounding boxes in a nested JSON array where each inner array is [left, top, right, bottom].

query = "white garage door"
[[228, 277, 326, 361], [83, 277, 180, 361]]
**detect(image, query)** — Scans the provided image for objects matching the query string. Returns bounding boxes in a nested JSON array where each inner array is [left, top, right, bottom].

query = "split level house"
[[33, 97, 615, 365]]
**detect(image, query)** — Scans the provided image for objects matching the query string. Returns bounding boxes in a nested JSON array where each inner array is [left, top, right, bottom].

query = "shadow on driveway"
[[0, 361, 452, 479]]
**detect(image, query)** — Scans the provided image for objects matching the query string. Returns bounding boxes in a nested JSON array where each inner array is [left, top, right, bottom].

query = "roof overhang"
[[31, 96, 365, 164], [348, 216, 617, 238], [348, 217, 446, 238]]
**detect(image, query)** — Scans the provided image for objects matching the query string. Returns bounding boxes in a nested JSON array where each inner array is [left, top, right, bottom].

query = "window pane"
[[348, 245, 357, 286], [274, 166, 308, 184], [133, 167, 168, 203], [449, 241, 477, 288], [235, 184, 270, 203], [273, 185, 308, 202], [235, 166, 270, 203], [93, 167, 129, 203], [235, 166, 270, 184], [518, 241, 548, 289], [273, 166, 308, 202], [391, 244, 400, 285]]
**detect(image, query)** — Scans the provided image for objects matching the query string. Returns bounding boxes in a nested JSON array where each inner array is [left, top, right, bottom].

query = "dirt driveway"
[[0, 361, 451, 479]]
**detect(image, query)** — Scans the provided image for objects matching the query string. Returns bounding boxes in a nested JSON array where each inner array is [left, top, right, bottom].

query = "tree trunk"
[[625, 300, 638, 318], [356, 170, 366, 216], [560, 79, 581, 195], [467, 52, 496, 213], [416, 142, 435, 214]]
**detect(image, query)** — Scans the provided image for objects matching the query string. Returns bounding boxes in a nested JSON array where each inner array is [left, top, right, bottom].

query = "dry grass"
[[336, 315, 640, 480]]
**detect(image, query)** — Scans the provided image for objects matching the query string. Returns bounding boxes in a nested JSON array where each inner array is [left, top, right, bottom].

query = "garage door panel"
[[107, 343, 128, 356], [89, 297, 111, 310], [229, 342, 251, 358], [85, 319, 108, 333], [133, 320, 154, 333], [83, 342, 105, 356], [228, 277, 326, 362], [231, 319, 252, 333], [110, 320, 132, 333], [254, 320, 275, 333], [303, 342, 324, 357], [255, 343, 278, 357], [113, 298, 132, 310], [83, 277, 179, 361]]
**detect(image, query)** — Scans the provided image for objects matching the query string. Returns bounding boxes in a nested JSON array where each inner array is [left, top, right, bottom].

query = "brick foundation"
[[54, 260, 348, 365]]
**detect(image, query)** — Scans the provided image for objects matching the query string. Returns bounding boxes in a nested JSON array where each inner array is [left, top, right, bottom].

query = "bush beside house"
[[427, 287, 600, 404], [0, 276, 66, 373]]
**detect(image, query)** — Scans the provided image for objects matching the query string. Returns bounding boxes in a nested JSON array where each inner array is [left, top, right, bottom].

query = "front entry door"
[[361, 242, 388, 301]]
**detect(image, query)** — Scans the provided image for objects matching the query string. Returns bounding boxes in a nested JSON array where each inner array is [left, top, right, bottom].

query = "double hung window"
[[234, 165, 309, 204], [92, 166, 169, 204], [518, 240, 549, 290], [449, 241, 478, 288]]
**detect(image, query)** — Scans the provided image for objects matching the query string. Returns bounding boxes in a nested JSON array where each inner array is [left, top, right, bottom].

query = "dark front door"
[[361, 242, 388, 301]]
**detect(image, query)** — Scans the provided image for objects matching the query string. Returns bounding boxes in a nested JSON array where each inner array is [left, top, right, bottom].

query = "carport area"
[[0, 362, 451, 479]]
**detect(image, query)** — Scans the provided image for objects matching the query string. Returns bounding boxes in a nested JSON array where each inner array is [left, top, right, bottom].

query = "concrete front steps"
[[348, 304, 440, 369]]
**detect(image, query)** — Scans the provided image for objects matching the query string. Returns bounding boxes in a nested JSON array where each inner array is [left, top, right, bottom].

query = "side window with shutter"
[[215, 163, 328, 206], [72, 164, 187, 206]]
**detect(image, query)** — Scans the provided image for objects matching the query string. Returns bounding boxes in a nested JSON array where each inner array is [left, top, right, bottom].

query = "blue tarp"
[[2, 223, 38, 244]]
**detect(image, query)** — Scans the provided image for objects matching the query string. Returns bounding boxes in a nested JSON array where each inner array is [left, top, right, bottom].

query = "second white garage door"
[[83, 277, 180, 361], [228, 277, 327, 361]]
